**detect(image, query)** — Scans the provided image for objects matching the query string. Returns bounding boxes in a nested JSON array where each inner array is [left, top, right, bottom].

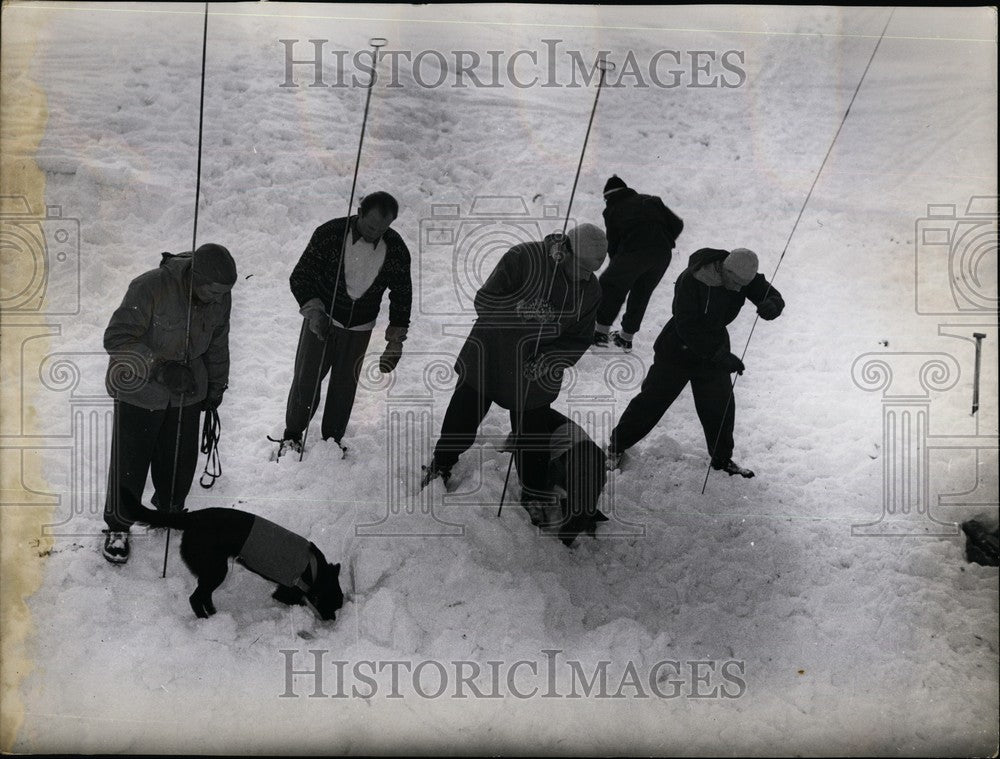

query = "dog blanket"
[[238, 516, 312, 587]]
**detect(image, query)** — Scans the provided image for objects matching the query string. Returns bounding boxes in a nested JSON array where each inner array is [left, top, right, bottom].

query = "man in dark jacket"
[[422, 224, 607, 505], [102, 243, 236, 564], [593, 175, 684, 352], [277, 191, 412, 457], [607, 247, 784, 477]]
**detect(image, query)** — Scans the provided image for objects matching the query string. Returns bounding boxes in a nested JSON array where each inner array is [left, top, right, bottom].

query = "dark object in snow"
[[972, 332, 986, 415], [961, 519, 999, 567], [122, 492, 344, 621]]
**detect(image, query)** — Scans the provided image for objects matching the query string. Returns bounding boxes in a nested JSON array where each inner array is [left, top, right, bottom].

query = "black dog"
[[124, 495, 343, 620]]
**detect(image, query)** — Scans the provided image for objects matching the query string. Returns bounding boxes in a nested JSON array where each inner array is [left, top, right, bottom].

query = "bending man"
[[607, 247, 784, 477], [422, 224, 607, 510]]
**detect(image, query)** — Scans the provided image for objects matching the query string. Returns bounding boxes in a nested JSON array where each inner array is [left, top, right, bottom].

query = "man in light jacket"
[[102, 243, 236, 564]]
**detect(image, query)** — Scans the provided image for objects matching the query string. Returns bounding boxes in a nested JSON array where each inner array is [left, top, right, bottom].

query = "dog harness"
[[238, 516, 313, 588]]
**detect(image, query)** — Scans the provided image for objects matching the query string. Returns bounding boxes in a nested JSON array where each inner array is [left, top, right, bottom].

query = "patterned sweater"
[[289, 215, 412, 329]]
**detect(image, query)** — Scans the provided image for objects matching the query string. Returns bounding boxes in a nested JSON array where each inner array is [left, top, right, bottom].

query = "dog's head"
[[305, 561, 344, 621]]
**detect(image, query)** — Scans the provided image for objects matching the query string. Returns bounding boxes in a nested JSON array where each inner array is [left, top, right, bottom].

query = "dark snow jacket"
[[602, 188, 684, 261], [662, 247, 784, 363], [289, 215, 412, 329], [104, 253, 230, 410], [455, 234, 601, 410]]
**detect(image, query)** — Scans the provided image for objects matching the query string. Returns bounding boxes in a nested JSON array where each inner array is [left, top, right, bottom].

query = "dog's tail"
[[118, 489, 188, 530]]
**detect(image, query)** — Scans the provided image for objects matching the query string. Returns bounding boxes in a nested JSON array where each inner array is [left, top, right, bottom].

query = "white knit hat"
[[724, 248, 759, 284], [568, 223, 608, 271]]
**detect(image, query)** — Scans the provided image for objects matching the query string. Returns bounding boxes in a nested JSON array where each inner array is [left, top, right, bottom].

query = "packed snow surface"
[[3, 3, 997, 755]]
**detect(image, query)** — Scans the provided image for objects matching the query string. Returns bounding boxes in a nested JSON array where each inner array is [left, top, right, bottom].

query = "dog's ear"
[[331, 562, 341, 577]]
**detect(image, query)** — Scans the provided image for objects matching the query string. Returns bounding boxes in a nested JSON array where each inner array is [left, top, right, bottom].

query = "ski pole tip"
[[596, 57, 615, 72], [370, 37, 388, 48]]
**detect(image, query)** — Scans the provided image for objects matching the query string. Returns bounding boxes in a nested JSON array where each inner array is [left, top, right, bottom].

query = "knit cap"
[[192, 243, 237, 285], [723, 248, 758, 286], [568, 223, 608, 272], [603, 175, 628, 198]]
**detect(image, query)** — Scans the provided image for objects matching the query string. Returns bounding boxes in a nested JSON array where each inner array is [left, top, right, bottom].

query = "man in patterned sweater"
[[277, 191, 412, 456]]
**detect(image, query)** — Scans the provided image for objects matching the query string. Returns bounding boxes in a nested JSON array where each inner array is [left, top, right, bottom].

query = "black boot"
[[420, 457, 452, 489], [711, 457, 755, 478]]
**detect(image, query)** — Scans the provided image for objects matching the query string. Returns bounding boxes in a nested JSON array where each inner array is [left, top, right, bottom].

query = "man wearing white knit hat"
[[422, 223, 607, 507], [606, 246, 785, 477]]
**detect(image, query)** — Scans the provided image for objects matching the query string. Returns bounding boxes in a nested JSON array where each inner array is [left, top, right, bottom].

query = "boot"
[[420, 457, 452, 489], [268, 433, 303, 460], [711, 457, 755, 478], [610, 331, 633, 353], [102, 530, 130, 564], [605, 446, 625, 471]]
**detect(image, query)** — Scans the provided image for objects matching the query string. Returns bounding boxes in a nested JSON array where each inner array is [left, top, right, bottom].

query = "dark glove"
[[379, 341, 403, 374], [203, 384, 226, 411], [757, 298, 782, 321], [300, 298, 331, 341], [306, 310, 331, 340], [155, 361, 197, 394], [719, 353, 745, 375]]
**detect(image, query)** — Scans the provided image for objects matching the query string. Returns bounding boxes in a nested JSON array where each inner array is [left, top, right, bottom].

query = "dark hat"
[[192, 243, 237, 286], [603, 175, 628, 198]]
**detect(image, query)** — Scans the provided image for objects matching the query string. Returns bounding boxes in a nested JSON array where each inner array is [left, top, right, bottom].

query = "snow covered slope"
[[3, 3, 997, 755]]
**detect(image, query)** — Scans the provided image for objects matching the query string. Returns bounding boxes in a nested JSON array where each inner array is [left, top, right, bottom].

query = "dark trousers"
[[433, 380, 551, 499], [104, 400, 202, 531], [610, 333, 735, 461], [284, 321, 372, 443], [596, 253, 671, 335]]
